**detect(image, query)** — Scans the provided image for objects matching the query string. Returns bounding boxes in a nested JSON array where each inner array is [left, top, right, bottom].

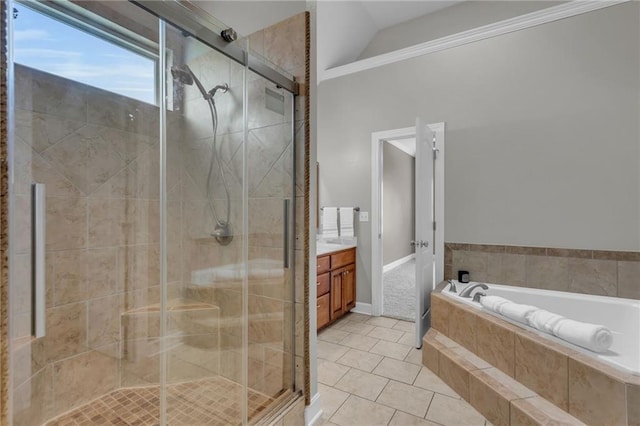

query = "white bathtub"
[[442, 281, 640, 376]]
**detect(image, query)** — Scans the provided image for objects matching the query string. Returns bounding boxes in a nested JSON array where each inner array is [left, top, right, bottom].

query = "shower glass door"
[[7, 0, 296, 424], [245, 67, 296, 411], [163, 20, 249, 425], [9, 1, 163, 424]]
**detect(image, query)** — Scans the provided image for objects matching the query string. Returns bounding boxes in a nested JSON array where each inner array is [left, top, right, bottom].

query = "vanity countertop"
[[317, 239, 357, 256]]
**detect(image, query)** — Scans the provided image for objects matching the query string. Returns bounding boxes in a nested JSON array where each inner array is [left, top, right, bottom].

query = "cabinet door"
[[342, 263, 356, 312], [317, 293, 330, 329], [330, 269, 343, 320]]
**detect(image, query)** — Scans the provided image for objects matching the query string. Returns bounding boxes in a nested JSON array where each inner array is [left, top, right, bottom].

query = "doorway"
[[381, 141, 416, 321], [371, 123, 445, 346]]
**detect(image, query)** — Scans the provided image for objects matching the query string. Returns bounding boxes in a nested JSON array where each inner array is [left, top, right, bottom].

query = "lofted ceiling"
[[193, 1, 461, 75]]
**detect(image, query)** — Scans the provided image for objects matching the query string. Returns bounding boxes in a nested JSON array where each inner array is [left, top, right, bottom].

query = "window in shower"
[[13, 1, 157, 104]]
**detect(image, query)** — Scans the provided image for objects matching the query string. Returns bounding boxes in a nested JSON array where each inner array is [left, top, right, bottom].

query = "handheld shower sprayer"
[[171, 64, 233, 245], [170, 65, 226, 101]]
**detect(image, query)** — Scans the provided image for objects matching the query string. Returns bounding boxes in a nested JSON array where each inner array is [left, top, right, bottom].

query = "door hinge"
[[433, 221, 436, 231]]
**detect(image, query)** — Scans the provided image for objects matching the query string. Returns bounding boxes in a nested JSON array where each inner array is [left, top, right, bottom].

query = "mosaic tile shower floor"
[[45, 376, 273, 426]]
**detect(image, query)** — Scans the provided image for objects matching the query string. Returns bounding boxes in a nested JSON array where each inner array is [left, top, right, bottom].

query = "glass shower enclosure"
[[6, 0, 297, 424]]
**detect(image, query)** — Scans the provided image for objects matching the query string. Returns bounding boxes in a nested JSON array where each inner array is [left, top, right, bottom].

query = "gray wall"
[[318, 3, 640, 304], [359, 1, 561, 60], [383, 143, 415, 265]]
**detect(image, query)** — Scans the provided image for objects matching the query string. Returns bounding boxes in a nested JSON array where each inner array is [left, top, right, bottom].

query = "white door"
[[414, 118, 435, 348]]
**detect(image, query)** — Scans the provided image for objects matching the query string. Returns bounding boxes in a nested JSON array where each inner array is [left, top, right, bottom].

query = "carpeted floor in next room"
[[382, 259, 415, 321], [316, 313, 490, 426]]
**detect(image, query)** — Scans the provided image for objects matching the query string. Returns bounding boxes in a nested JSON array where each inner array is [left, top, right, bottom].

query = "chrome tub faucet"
[[459, 283, 489, 298]]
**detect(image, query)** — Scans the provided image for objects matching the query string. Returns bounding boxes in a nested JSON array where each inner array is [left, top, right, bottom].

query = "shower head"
[[171, 65, 229, 101], [171, 64, 208, 99]]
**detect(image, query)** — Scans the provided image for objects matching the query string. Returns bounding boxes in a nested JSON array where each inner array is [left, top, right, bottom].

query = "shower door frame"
[[3, 0, 300, 423]]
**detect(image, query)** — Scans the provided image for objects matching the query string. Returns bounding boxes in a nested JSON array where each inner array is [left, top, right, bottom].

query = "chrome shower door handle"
[[32, 183, 46, 339], [283, 199, 290, 268]]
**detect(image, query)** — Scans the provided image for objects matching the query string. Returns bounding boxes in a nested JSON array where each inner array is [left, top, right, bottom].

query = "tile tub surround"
[[423, 329, 587, 426], [445, 243, 640, 299], [429, 286, 640, 425]]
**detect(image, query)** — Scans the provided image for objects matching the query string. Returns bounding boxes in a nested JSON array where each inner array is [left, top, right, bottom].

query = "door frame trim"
[[371, 123, 445, 317]]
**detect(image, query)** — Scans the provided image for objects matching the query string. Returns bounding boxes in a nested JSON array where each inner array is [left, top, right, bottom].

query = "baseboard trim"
[[352, 302, 372, 315], [383, 253, 415, 273], [305, 392, 323, 426]]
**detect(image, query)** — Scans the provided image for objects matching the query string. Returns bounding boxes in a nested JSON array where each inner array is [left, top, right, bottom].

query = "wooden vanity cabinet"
[[317, 247, 356, 330]]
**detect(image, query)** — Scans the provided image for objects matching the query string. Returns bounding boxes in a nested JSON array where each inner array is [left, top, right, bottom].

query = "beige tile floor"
[[317, 313, 491, 426]]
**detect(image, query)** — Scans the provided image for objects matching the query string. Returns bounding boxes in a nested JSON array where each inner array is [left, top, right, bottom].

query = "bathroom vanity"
[[317, 244, 357, 330]]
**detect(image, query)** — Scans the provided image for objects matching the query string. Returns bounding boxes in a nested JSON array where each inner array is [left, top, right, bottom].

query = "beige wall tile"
[[514, 332, 568, 410], [485, 252, 502, 283], [468, 372, 510, 426], [438, 349, 471, 400], [453, 250, 488, 282], [46, 197, 86, 251], [448, 303, 476, 352], [53, 350, 118, 414], [568, 358, 627, 425], [431, 294, 449, 335], [11, 339, 47, 390], [618, 261, 640, 299], [52, 250, 87, 306], [86, 247, 119, 299], [499, 253, 526, 286], [12, 365, 54, 426], [88, 294, 124, 349], [568, 258, 617, 296], [31, 73, 87, 120], [511, 396, 587, 426], [15, 109, 85, 153], [264, 14, 306, 78], [475, 315, 515, 377], [422, 336, 440, 374], [46, 302, 87, 362], [525, 255, 569, 291], [88, 198, 135, 248], [120, 338, 161, 386]]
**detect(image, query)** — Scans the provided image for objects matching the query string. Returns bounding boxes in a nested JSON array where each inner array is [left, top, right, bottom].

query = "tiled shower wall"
[[445, 243, 640, 299], [12, 64, 166, 424], [176, 12, 308, 400]]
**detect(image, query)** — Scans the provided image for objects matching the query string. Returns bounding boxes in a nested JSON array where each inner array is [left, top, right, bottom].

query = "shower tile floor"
[[45, 376, 273, 426]]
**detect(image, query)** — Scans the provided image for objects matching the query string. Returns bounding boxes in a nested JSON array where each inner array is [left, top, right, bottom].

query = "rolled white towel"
[[479, 295, 510, 313], [498, 302, 538, 325], [551, 318, 613, 353], [527, 309, 565, 334]]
